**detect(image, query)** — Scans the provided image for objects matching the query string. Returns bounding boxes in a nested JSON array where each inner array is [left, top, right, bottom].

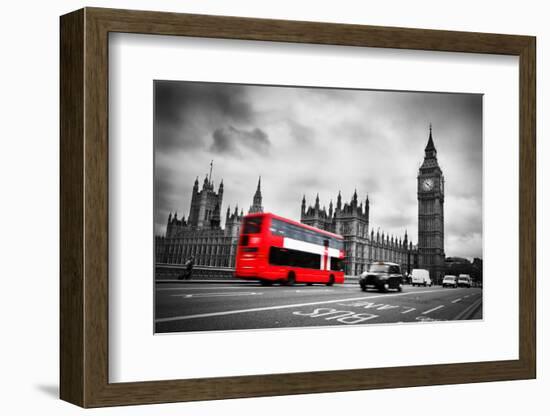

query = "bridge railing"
[[155, 263, 235, 280]]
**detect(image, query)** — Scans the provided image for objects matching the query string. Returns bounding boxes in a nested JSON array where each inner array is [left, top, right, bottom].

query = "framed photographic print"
[[60, 7, 536, 408]]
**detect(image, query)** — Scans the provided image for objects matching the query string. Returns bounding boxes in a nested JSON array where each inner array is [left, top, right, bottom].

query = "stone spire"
[[208, 160, 214, 183], [424, 123, 437, 157], [248, 176, 264, 214]]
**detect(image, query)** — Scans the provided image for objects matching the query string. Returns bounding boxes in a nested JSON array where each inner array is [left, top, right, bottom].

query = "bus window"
[[269, 246, 321, 269], [330, 257, 344, 271], [331, 238, 344, 251], [242, 217, 263, 234], [271, 218, 344, 249]]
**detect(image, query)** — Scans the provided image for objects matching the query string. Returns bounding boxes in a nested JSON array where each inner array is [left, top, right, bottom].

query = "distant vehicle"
[[359, 262, 403, 292], [411, 269, 432, 287], [442, 275, 458, 288], [457, 274, 472, 288], [234, 213, 345, 286]]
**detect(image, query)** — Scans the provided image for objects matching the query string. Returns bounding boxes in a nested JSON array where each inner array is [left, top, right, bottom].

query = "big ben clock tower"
[[418, 125, 445, 284]]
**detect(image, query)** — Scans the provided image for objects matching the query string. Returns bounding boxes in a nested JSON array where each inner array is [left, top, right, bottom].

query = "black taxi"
[[359, 262, 403, 292]]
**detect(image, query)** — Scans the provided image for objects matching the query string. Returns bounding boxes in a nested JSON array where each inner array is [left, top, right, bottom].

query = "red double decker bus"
[[235, 212, 345, 286]]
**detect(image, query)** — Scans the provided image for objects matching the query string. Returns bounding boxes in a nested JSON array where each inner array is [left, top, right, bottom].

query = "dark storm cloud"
[[155, 81, 253, 125], [154, 81, 255, 152], [211, 126, 270, 155]]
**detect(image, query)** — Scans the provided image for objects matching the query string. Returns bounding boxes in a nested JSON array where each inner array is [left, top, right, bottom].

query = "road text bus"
[[235, 212, 345, 286]]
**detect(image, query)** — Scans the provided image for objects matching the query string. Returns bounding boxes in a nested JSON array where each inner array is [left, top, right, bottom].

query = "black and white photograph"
[[154, 80, 483, 333]]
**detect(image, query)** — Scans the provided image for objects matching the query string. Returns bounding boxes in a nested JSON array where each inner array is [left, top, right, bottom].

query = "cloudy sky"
[[154, 81, 482, 260]]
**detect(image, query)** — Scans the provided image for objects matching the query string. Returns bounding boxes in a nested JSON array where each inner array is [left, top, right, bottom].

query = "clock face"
[[422, 178, 434, 191]]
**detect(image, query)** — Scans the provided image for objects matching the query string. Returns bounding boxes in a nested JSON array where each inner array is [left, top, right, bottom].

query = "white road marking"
[[416, 316, 440, 322], [293, 307, 379, 325], [451, 298, 462, 303], [157, 286, 260, 291], [337, 300, 399, 311], [422, 305, 445, 315], [172, 292, 262, 299], [401, 307, 416, 314], [155, 289, 450, 323], [453, 297, 482, 320]]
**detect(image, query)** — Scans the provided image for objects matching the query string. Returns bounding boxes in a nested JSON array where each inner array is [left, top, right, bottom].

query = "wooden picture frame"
[[60, 7, 536, 408]]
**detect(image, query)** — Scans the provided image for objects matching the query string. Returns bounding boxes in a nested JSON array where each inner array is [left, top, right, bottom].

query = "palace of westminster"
[[156, 126, 446, 280]]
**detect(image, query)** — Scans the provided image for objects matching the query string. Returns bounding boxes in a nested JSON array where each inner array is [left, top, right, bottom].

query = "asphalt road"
[[155, 281, 483, 333]]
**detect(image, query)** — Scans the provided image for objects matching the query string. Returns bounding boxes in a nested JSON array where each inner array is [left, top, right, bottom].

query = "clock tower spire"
[[417, 124, 445, 284]]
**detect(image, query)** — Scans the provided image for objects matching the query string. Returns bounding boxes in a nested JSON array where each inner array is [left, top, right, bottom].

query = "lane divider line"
[[453, 297, 483, 320], [157, 286, 262, 291], [172, 292, 263, 298], [422, 305, 445, 315]]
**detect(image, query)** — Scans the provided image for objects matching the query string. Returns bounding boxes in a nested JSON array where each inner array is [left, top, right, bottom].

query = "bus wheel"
[[286, 272, 296, 286], [326, 275, 335, 286]]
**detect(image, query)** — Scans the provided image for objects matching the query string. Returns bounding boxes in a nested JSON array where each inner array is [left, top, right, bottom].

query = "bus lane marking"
[[337, 300, 417, 315], [336, 300, 399, 311], [156, 288, 450, 323], [293, 307, 379, 325]]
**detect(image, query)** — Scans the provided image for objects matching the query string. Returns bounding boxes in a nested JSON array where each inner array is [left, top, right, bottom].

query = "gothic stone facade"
[[155, 176, 263, 267], [300, 191, 416, 276], [156, 127, 447, 277]]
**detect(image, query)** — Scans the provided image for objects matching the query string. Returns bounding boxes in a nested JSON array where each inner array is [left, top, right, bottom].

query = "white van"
[[457, 274, 472, 288], [411, 269, 432, 287]]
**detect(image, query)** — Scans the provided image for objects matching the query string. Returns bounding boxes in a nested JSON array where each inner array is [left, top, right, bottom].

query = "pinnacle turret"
[[248, 176, 264, 214], [424, 123, 437, 155]]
